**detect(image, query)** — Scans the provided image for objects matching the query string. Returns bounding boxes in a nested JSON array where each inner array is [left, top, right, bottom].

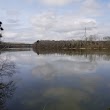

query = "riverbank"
[[33, 47, 110, 56], [33, 40, 110, 50], [0, 42, 32, 49]]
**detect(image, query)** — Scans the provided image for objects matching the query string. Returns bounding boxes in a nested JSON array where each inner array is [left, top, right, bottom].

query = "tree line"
[[33, 39, 110, 50]]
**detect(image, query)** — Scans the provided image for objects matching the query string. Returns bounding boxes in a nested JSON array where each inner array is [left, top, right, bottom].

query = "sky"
[[0, 0, 110, 43]]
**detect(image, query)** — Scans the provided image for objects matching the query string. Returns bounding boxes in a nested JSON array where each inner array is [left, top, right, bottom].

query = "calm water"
[[1, 50, 110, 110]]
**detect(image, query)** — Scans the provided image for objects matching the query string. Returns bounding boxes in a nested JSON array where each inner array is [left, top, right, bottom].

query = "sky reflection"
[[0, 50, 110, 110]]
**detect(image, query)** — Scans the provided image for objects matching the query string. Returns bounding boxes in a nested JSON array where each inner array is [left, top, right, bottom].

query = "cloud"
[[0, 9, 21, 29], [3, 31, 19, 42], [30, 12, 97, 40], [26, 0, 80, 6], [0, 0, 109, 43], [6, 18, 19, 24], [40, 0, 75, 6], [2, 10, 109, 43], [79, 0, 101, 16], [6, 10, 20, 16], [82, 0, 100, 9]]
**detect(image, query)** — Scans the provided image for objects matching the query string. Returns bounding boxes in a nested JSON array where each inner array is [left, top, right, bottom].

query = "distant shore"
[[1, 40, 110, 51], [0, 42, 32, 49], [33, 40, 110, 50]]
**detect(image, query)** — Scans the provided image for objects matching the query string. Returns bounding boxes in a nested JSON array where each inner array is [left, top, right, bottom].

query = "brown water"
[[0, 50, 110, 110]]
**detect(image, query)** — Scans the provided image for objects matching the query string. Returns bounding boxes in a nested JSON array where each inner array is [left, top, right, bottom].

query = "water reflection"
[[31, 59, 99, 110], [32, 60, 96, 80], [0, 50, 110, 110], [0, 56, 16, 110], [34, 48, 110, 62], [32, 49, 110, 110]]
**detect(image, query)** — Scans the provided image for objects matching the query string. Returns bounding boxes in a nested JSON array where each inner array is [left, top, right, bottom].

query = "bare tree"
[[87, 35, 97, 41], [103, 36, 110, 41]]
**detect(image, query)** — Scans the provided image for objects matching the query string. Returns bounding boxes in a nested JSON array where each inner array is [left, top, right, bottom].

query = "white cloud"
[[27, 0, 80, 6], [3, 31, 18, 38], [2, 10, 110, 43], [82, 0, 100, 9], [3, 12, 97, 43], [27, 0, 101, 9], [30, 12, 97, 41], [0, 0, 109, 43], [40, 0, 74, 6], [79, 0, 101, 16]]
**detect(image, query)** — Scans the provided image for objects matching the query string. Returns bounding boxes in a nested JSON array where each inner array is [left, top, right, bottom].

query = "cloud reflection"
[[32, 59, 97, 80]]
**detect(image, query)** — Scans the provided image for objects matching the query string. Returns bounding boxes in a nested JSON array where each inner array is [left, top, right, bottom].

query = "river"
[[0, 50, 110, 110]]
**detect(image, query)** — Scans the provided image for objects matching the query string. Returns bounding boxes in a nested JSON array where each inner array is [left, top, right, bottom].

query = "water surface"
[[0, 50, 110, 110]]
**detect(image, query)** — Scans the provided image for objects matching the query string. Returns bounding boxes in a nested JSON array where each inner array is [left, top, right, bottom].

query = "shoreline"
[[33, 40, 110, 50], [0, 42, 32, 49]]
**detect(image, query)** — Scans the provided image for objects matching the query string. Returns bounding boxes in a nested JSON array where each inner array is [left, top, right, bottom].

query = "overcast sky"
[[0, 0, 110, 43]]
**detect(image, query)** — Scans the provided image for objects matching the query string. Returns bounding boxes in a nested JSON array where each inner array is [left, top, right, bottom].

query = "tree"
[[103, 36, 110, 41], [87, 35, 97, 41], [0, 21, 4, 42]]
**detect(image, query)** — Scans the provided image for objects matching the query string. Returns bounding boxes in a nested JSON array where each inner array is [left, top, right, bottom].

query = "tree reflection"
[[0, 57, 16, 110], [33, 48, 110, 62]]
